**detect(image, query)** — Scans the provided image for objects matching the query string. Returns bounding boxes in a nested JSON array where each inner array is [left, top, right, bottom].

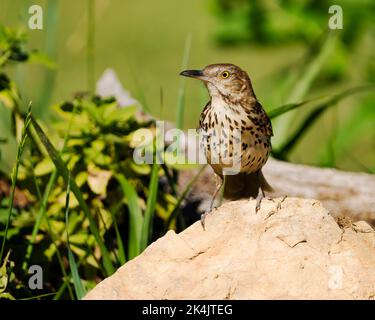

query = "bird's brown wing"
[[255, 101, 273, 137]]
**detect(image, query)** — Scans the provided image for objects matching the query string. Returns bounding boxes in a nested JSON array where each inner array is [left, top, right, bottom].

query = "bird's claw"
[[255, 192, 264, 213], [200, 212, 207, 230], [276, 195, 287, 210], [200, 207, 217, 230]]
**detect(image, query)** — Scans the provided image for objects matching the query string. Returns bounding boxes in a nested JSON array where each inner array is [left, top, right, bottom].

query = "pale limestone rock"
[[84, 197, 375, 300]]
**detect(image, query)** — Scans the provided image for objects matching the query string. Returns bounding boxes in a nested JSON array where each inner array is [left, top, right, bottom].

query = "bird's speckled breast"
[[197, 99, 272, 176]]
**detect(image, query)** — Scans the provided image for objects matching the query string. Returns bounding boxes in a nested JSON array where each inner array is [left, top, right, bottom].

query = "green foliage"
[[0, 104, 31, 263], [0, 251, 15, 300], [0, 23, 194, 300], [0, 25, 29, 66], [0, 24, 54, 173], [116, 173, 143, 260], [269, 84, 375, 160], [30, 114, 115, 276], [0, 94, 186, 298], [211, 0, 374, 46]]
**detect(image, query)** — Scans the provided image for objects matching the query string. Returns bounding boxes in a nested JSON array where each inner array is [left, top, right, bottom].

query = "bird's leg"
[[201, 175, 223, 230], [255, 186, 265, 213], [255, 171, 265, 213]]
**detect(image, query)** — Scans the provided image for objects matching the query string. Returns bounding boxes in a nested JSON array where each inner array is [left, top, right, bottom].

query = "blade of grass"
[[0, 104, 31, 264], [321, 104, 338, 167], [273, 85, 375, 159], [23, 106, 77, 272], [159, 86, 164, 119], [43, 198, 75, 300], [87, 0, 95, 92], [95, 206, 124, 265], [173, 34, 192, 230], [116, 174, 143, 260], [129, 66, 151, 113], [269, 85, 375, 119], [36, 0, 60, 119], [176, 33, 192, 130], [341, 150, 374, 174], [268, 99, 315, 119], [20, 292, 57, 300], [140, 162, 159, 251], [53, 261, 84, 300], [30, 116, 115, 275], [109, 202, 126, 265], [159, 80, 177, 196], [21, 154, 74, 299], [273, 33, 337, 148], [65, 173, 86, 300], [287, 34, 337, 103], [30, 165, 42, 200], [54, 280, 68, 300], [22, 170, 57, 271], [161, 163, 177, 195]]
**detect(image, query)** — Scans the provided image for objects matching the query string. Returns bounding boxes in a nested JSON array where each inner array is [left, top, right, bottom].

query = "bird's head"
[[180, 63, 255, 103]]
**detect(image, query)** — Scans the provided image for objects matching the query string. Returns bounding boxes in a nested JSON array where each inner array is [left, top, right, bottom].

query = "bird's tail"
[[223, 170, 273, 200]]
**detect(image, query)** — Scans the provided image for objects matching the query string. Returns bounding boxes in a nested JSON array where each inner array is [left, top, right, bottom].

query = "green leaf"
[[268, 99, 314, 119], [109, 203, 126, 265], [82, 100, 103, 125], [69, 233, 91, 245], [116, 174, 143, 260], [103, 105, 137, 125], [130, 162, 151, 175], [0, 292, 15, 300], [87, 164, 112, 196], [140, 163, 159, 251], [0, 251, 11, 294], [34, 157, 55, 176]]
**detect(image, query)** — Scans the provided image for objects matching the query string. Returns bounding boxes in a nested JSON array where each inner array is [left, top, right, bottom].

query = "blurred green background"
[[1, 0, 374, 171], [0, 0, 347, 118]]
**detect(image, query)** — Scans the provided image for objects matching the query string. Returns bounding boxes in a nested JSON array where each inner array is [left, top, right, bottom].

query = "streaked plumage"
[[180, 63, 273, 229]]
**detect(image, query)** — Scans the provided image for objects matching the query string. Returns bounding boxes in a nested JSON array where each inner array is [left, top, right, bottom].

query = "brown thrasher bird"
[[180, 63, 273, 229]]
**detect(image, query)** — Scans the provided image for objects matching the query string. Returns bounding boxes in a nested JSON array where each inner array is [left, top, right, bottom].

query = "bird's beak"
[[179, 69, 205, 80]]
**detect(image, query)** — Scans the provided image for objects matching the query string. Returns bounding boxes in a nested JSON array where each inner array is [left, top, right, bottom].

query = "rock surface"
[[84, 197, 375, 300]]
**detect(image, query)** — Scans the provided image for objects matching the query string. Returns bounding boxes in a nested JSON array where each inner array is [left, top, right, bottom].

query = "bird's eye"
[[221, 71, 230, 79]]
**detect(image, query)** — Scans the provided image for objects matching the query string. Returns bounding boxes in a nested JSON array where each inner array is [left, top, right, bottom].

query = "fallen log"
[[180, 159, 375, 226]]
